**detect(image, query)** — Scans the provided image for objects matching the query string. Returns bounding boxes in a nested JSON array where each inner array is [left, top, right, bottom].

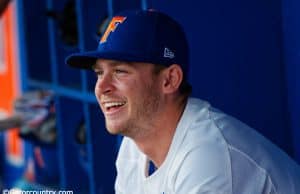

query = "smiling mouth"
[[103, 101, 126, 113]]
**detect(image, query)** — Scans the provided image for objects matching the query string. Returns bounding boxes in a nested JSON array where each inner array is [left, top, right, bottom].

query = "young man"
[[66, 10, 300, 194]]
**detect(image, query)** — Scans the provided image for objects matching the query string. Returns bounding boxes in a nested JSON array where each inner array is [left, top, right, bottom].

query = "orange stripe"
[[8, 1, 20, 98], [1, 2, 23, 161]]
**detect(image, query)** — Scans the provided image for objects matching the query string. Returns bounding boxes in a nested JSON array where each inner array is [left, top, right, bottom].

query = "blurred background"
[[0, 0, 299, 193]]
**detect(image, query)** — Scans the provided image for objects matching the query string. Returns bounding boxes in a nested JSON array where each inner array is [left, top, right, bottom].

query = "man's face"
[[94, 59, 163, 137]]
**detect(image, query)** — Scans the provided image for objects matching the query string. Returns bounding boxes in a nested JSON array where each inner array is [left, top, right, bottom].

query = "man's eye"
[[95, 71, 103, 77], [115, 69, 128, 74]]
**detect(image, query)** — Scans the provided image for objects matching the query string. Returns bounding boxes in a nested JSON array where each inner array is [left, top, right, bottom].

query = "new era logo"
[[164, 47, 175, 59]]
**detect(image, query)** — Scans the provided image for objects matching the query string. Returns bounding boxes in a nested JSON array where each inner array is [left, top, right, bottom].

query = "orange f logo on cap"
[[100, 16, 127, 43]]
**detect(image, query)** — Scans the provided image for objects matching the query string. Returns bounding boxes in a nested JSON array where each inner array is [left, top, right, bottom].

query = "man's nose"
[[95, 73, 114, 95]]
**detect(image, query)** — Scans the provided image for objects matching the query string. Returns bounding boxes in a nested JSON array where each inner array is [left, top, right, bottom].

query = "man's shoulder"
[[183, 98, 300, 193]]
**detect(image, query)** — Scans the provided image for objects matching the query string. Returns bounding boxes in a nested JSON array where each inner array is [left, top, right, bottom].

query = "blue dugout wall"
[[149, 0, 300, 161], [15, 0, 299, 193]]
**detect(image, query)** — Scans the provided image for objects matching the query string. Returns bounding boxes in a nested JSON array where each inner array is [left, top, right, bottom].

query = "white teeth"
[[104, 102, 126, 108]]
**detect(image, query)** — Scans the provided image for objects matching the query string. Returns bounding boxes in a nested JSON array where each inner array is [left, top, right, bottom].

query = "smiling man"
[[66, 9, 300, 194]]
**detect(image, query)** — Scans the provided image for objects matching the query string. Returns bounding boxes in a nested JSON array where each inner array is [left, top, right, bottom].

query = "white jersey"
[[115, 98, 300, 194]]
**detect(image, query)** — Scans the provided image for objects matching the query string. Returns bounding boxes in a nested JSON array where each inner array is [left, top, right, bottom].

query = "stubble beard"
[[106, 81, 161, 138]]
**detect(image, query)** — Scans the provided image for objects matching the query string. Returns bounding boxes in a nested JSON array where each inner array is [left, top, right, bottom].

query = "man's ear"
[[161, 64, 183, 94]]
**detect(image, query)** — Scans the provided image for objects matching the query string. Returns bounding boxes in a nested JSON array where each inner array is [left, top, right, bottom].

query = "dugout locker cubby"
[[16, 0, 147, 193]]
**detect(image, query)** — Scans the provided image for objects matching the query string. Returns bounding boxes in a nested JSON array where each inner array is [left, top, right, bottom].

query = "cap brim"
[[65, 51, 115, 69], [66, 51, 160, 69]]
